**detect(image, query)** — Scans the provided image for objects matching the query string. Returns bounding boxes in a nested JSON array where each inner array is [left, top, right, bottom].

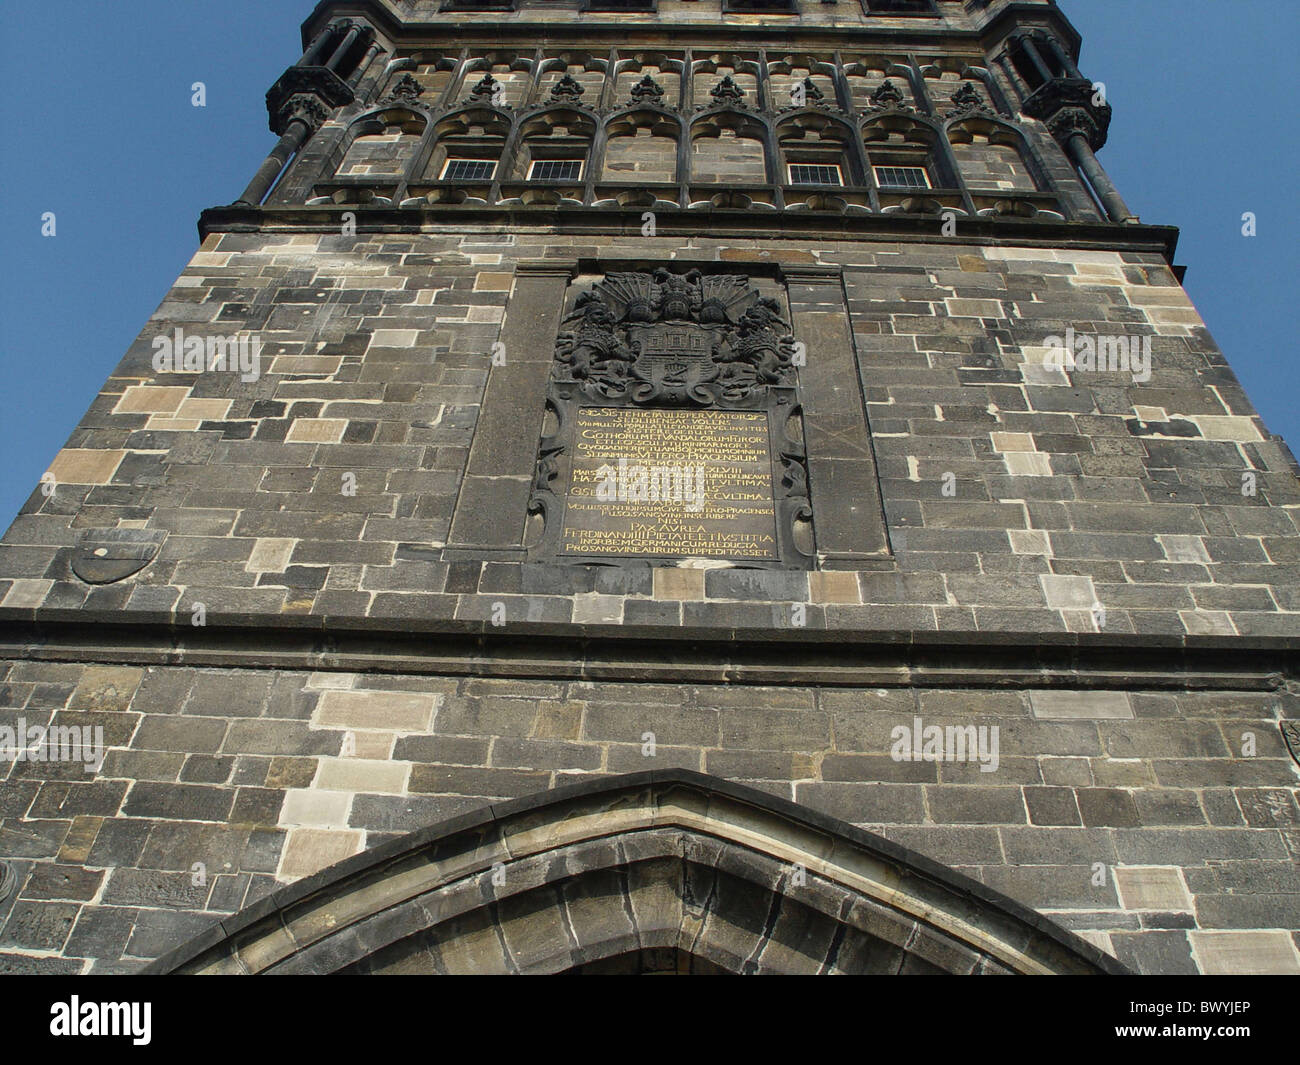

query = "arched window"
[[947, 120, 1037, 192], [862, 113, 946, 192], [336, 111, 427, 177], [602, 113, 680, 183], [777, 113, 858, 187], [691, 113, 770, 184], [511, 109, 598, 183], [421, 109, 512, 184]]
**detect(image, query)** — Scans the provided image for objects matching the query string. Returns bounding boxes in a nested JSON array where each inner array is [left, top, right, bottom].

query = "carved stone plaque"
[[561, 407, 779, 561], [529, 268, 816, 568]]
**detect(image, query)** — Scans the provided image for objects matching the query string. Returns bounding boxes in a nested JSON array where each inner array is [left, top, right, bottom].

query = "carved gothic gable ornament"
[[707, 75, 748, 109], [530, 270, 814, 568], [466, 73, 509, 107], [946, 81, 993, 118], [386, 73, 425, 103], [629, 73, 666, 106], [866, 78, 911, 114], [550, 73, 585, 103]]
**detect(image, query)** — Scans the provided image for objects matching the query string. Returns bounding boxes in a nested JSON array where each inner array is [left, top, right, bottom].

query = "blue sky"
[[1, 0, 1296, 526]]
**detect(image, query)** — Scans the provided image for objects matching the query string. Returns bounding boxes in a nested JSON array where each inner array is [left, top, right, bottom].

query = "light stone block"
[[1115, 866, 1192, 911], [279, 828, 365, 880], [47, 449, 126, 485], [286, 419, 347, 443], [1040, 574, 1097, 610], [280, 789, 352, 828], [991, 431, 1036, 452], [368, 329, 420, 347], [246, 538, 296, 573], [1009, 530, 1052, 556], [1188, 416, 1263, 442], [2, 579, 53, 608], [1190, 931, 1300, 975], [114, 386, 191, 415], [572, 594, 624, 624], [1029, 691, 1133, 720], [1005, 452, 1053, 477], [314, 758, 409, 795], [315, 689, 440, 731], [1179, 610, 1236, 636]]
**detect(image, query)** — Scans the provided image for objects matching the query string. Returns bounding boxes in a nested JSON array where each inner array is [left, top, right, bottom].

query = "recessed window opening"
[[441, 158, 497, 181], [528, 159, 584, 181], [874, 164, 930, 189], [789, 163, 843, 186]]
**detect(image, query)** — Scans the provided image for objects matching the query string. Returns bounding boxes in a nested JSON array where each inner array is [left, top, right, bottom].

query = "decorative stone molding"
[[1022, 78, 1111, 150], [1046, 105, 1101, 147], [276, 93, 333, 136], [553, 270, 797, 407], [265, 65, 355, 136], [466, 72, 508, 106]]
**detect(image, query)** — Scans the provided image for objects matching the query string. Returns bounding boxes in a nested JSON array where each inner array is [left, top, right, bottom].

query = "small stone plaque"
[[560, 407, 779, 561]]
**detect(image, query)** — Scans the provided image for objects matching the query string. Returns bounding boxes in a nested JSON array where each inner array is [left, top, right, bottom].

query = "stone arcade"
[[0, 1, 1297, 975]]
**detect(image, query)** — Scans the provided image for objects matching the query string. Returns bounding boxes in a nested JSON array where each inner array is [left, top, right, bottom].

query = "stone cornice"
[[197, 202, 1181, 262], [2, 616, 1294, 688]]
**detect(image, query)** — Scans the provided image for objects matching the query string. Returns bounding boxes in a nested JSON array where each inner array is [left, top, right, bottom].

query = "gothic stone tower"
[[1, 0, 1298, 976]]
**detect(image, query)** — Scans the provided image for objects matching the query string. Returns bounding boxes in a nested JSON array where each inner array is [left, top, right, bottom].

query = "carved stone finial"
[[629, 73, 666, 105], [799, 77, 825, 105], [868, 79, 908, 111], [387, 73, 425, 102], [946, 81, 991, 117], [550, 73, 585, 102], [468, 72, 503, 103], [709, 75, 747, 108]]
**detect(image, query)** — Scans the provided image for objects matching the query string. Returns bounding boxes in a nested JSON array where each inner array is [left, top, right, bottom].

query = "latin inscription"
[[561, 407, 779, 560]]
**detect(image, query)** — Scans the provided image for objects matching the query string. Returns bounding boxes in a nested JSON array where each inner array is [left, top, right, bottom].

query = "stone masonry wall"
[[2, 231, 1296, 638], [1, 660, 1297, 974]]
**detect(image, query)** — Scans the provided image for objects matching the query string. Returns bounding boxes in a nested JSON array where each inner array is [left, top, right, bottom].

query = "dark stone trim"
[[1, 618, 1293, 688], [446, 260, 578, 555], [144, 769, 1131, 975], [198, 203, 1182, 263]]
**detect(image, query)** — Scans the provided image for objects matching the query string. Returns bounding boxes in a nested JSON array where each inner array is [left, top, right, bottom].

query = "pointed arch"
[[332, 108, 428, 179], [147, 772, 1128, 975], [776, 109, 864, 185], [689, 109, 774, 185], [599, 107, 684, 184], [945, 113, 1044, 193]]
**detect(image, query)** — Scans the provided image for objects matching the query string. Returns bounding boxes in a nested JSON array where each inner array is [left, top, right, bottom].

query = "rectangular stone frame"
[[446, 259, 578, 559], [783, 263, 892, 566], [447, 258, 891, 569]]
